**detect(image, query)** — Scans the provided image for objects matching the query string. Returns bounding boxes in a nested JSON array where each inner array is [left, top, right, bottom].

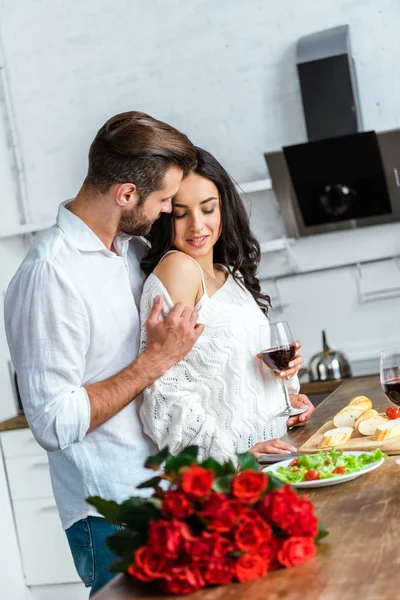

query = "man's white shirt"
[[4, 203, 156, 530]]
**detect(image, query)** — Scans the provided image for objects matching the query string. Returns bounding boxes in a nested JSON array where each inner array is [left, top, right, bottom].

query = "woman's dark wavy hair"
[[141, 147, 270, 314]]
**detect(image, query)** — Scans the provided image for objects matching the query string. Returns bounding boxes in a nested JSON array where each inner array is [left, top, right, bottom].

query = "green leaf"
[[144, 447, 170, 470], [212, 474, 233, 494], [136, 476, 162, 489], [164, 453, 196, 474], [117, 497, 160, 531], [237, 452, 260, 472], [201, 457, 225, 477], [109, 555, 134, 574], [222, 459, 236, 475], [178, 446, 199, 460], [267, 473, 285, 491], [106, 528, 146, 557], [316, 522, 329, 542], [86, 497, 120, 525], [147, 497, 162, 511]]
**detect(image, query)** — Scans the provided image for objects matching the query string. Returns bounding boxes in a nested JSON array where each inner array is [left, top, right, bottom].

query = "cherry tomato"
[[332, 466, 346, 475], [289, 458, 299, 467], [304, 470, 320, 481], [291, 467, 301, 472], [324, 460, 330, 466], [386, 406, 400, 419]]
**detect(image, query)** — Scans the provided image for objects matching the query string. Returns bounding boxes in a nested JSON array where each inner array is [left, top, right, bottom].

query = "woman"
[[139, 148, 313, 462]]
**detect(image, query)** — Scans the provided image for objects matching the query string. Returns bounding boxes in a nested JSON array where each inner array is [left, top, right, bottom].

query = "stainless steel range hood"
[[265, 129, 400, 237], [264, 25, 400, 237]]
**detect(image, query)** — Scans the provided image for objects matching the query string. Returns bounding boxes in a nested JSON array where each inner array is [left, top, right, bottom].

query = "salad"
[[273, 447, 386, 483]]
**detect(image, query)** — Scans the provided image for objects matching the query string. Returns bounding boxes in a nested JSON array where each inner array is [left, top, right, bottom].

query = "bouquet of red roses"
[[88, 446, 328, 595]]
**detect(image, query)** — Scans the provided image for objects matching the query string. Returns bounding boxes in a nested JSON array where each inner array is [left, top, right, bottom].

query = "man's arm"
[[5, 262, 203, 450], [86, 296, 203, 430]]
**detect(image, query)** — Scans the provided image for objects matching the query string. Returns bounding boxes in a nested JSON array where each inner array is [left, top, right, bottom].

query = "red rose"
[[148, 519, 192, 558], [181, 466, 214, 498], [204, 557, 235, 585], [128, 546, 169, 582], [162, 490, 193, 519], [128, 561, 154, 582], [185, 531, 233, 561], [259, 536, 281, 570], [258, 485, 318, 538], [232, 471, 268, 504], [235, 553, 268, 582], [161, 565, 205, 595], [278, 536, 317, 568], [234, 512, 272, 551], [198, 492, 236, 532]]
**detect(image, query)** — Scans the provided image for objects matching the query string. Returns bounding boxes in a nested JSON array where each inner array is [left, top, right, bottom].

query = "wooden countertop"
[[0, 414, 29, 432], [94, 375, 400, 600]]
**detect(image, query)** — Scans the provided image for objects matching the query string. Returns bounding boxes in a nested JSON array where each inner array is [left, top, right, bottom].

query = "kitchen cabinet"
[[0, 427, 88, 599]]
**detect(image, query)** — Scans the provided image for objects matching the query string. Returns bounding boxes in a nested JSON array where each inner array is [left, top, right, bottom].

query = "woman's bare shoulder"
[[153, 252, 202, 306]]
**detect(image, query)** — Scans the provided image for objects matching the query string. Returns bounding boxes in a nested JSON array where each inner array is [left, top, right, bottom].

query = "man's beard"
[[119, 205, 154, 236]]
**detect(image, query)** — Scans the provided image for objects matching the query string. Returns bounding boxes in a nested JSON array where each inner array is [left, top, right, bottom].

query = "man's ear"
[[115, 183, 139, 207]]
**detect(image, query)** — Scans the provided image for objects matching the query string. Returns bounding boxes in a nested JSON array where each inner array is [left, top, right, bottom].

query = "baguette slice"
[[372, 419, 400, 441], [348, 396, 373, 412], [356, 411, 388, 436], [333, 406, 365, 428], [320, 426, 353, 449]]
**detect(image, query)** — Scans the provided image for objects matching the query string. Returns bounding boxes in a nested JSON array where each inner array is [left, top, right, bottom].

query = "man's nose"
[[160, 200, 173, 214]]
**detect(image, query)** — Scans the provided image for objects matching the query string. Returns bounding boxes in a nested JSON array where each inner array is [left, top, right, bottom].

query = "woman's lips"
[[186, 235, 209, 248]]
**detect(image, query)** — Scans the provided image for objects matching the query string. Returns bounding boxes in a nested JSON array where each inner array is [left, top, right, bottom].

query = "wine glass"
[[380, 349, 400, 406], [260, 321, 307, 417]]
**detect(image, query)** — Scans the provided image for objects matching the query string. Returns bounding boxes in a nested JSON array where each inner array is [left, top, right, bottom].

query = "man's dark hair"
[[84, 111, 196, 202]]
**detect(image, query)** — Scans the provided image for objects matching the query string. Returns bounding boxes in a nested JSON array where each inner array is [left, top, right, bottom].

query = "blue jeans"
[[65, 516, 122, 597]]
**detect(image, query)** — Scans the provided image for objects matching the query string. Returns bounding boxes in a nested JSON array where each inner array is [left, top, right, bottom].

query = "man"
[[4, 111, 204, 596], [5, 111, 312, 596]]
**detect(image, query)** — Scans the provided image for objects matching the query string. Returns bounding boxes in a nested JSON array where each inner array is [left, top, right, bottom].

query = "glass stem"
[[280, 377, 291, 415]]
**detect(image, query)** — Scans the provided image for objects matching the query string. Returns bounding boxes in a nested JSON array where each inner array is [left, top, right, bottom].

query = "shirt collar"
[[56, 201, 132, 254]]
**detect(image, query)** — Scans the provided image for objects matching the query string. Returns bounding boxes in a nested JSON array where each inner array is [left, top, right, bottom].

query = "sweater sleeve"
[[139, 276, 236, 463]]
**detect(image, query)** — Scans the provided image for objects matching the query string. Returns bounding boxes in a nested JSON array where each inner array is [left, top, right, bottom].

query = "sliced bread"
[[355, 410, 387, 436], [320, 426, 353, 449], [372, 419, 400, 441], [348, 396, 373, 412], [333, 406, 365, 428]]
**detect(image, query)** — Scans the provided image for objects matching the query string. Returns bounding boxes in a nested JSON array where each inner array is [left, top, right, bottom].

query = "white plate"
[[262, 451, 385, 488]]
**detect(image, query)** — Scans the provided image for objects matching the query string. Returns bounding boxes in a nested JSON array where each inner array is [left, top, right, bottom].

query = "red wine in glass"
[[260, 321, 306, 417], [382, 379, 400, 406], [261, 344, 297, 372], [380, 349, 400, 408]]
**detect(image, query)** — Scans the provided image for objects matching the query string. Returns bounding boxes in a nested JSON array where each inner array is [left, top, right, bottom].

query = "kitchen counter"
[[93, 375, 400, 600], [0, 414, 29, 431]]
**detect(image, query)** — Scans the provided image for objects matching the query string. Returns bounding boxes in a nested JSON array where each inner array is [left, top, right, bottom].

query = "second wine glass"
[[260, 321, 307, 417]]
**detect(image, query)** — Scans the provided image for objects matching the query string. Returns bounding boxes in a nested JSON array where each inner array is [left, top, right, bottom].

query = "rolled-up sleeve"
[[4, 261, 90, 452]]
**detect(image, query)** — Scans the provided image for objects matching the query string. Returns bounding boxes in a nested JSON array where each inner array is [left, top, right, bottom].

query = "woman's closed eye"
[[173, 208, 216, 219]]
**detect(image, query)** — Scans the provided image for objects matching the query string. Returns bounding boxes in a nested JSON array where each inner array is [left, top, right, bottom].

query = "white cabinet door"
[[13, 498, 80, 586], [6, 455, 53, 501], [1, 429, 45, 458]]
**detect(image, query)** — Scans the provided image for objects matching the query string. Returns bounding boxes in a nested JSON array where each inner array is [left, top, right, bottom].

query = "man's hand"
[[287, 394, 314, 428], [145, 295, 204, 375], [248, 438, 298, 459]]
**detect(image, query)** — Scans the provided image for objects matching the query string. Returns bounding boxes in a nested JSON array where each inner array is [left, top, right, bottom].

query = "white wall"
[[0, 0, 399, 221], [0, 0, 399, 420]]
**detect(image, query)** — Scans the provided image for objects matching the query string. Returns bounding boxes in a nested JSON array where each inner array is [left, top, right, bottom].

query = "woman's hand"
[[279, 340, 304, 379], [248, 438, 297, 459], [257, 340, 304, 380], [287, 394, 314, 428]]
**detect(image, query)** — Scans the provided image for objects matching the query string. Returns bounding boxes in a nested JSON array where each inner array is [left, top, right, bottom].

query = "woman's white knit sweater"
[[139, 260, 299, 463]]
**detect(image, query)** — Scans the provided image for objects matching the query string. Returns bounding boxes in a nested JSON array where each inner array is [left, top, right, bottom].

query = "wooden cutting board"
[[299, 416, 400, 454]]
